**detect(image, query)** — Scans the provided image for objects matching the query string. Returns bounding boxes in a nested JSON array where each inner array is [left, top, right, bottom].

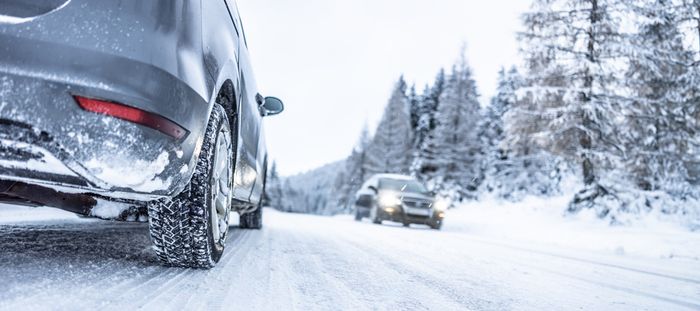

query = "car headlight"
[[378, 193, 402, 207], [433, 199, 450, 211]]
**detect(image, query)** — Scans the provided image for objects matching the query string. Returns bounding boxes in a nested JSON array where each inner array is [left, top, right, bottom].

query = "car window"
[[379, 179, 429, 194]]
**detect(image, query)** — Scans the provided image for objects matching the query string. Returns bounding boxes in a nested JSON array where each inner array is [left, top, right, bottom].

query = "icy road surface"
[[0, 205, 699, 311]]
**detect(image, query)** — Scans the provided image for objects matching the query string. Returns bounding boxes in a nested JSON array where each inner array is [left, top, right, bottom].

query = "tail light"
[[73, 96, 187, 140]]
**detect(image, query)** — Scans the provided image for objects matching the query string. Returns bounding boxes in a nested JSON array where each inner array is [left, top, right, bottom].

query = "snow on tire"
[[148, 104, 233, 268]]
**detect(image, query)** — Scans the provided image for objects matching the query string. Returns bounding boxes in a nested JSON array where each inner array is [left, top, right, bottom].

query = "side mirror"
[[261, 96, 284, 116], [368, 186, 378, 193]]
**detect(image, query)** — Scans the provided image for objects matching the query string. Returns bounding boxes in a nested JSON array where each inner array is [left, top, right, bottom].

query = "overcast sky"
[[237, 0, 531, 176]]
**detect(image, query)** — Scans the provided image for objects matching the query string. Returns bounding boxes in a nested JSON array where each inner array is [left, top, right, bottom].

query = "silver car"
[[0, 0, 283, 268], [354, 174, 448, 230]]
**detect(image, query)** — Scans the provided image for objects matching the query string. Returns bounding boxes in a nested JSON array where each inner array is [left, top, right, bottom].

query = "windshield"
[[379, 178, 430, 195]]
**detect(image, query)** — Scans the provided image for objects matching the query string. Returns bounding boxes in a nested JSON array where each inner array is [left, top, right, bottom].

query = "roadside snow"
[[448, 195, 700, 261], [0, 204, 78, 224]]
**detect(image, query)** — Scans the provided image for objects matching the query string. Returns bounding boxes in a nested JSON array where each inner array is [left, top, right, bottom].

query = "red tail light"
[[73, 96, 187, 139]]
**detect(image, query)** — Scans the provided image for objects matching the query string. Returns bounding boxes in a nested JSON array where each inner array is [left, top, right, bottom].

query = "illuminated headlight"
[[433, 199, 450, 212], [378, 193, 402, 207]]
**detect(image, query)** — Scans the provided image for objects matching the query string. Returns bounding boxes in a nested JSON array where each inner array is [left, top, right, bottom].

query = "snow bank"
[[445, 195, 700, 261], [0, 204, 79, 224]]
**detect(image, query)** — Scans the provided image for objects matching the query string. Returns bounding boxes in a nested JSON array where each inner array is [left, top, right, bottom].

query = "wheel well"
[[215, 80, 237, 131]]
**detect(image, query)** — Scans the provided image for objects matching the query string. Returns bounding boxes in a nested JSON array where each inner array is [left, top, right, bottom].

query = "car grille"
[[402, 199, 432, 209]]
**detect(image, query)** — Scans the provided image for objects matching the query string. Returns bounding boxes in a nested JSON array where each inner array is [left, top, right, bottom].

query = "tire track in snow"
[[349, 220, 700, 310], [334, 226, 507, 310], [179, 229, 257, 310], [445, 232, 700, 284], [126, 229, 253, 310]]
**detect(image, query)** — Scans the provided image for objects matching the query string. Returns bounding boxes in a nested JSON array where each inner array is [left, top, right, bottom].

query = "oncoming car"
[[354, 174, 447, 230], [0, 0, 282, 268]]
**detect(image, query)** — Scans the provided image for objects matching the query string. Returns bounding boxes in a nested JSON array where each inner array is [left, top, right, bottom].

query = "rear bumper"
[[0, 51, 207, 201], [0, 0, 212, 201]]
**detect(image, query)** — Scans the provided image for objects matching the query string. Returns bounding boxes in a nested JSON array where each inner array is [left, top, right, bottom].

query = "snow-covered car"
[[354, 174, 447, 230], [0, 0, 283, 268]]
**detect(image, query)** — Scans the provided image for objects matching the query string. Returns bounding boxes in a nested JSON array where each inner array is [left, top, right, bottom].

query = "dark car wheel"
[[430, 221, 443, 230], [239, 204, 263, 229], [148, 104, 233, 268], [354, 211, 362, 221], [370, 207, 382, 224]]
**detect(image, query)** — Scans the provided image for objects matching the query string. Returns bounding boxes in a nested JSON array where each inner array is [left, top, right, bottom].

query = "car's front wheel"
[[354, 210, 362, 221], [148, 104, 234, 268], [430, 220, 443, 230]]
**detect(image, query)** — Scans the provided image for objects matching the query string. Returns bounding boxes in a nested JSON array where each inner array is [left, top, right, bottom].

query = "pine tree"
[[420, 54, 482, 200], [265, 161, 284, 208], [520, 0, 630, 217], [335, 124, 372, 211], [408, 85, 421, 135], [412, 70, 446, 178], [365, 76, 413, 175], [624, 0, 697, 194]]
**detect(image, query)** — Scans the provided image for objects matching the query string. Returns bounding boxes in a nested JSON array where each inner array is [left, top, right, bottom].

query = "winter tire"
[[148, 104, 234, 268], [239, 204, 263, 229], [240, 168, 265, 230], [370, 206, 382, 224], [354, 211, 362, 221]]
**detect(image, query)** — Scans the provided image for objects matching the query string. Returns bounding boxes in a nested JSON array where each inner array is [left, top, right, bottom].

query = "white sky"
[[237, 0, 531, 176]]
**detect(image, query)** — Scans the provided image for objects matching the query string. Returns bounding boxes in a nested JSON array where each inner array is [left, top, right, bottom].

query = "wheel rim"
[[210, 125, 233, 248]]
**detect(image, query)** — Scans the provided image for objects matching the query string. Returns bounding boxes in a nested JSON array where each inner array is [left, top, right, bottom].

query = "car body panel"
[[0, 0, 269, 208]]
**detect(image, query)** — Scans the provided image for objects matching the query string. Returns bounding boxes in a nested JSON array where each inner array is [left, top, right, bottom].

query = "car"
[[354, 174, 447, 230], [0, 0, 283, 268]]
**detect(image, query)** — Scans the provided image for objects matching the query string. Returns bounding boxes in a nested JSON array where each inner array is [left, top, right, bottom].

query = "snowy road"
[[0, 206, 699, 311]]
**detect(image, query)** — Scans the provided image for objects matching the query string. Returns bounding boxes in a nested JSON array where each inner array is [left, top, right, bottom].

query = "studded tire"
[[239, 168, 265, 230], [148, 104, 232, 269]]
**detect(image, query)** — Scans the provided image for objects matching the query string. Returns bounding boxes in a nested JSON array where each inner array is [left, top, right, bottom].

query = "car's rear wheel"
[[370, 206, 382, 224], [148, 104, 234, 268], [239, 203, 263, 229], [240, 170, 265, 229]]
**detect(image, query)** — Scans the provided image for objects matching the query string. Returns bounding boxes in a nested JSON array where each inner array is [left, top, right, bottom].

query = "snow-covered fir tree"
[[488, 66, 565, 201], [519, 0, 631, 218], [482, 66, 557, 199], [364, 76, 413, 175], [334, 124, 372, 210], [420, 55, 482, 200], [624, 0, 698, 195], [411, 70, 446, 177], [264, 161, 284, 208]]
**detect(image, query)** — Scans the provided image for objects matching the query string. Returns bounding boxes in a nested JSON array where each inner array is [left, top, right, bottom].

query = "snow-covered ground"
[[0, 201, 698, 310]]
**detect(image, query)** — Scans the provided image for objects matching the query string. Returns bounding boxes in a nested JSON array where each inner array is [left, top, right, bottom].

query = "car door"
[[225, 1, 262, 201]]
